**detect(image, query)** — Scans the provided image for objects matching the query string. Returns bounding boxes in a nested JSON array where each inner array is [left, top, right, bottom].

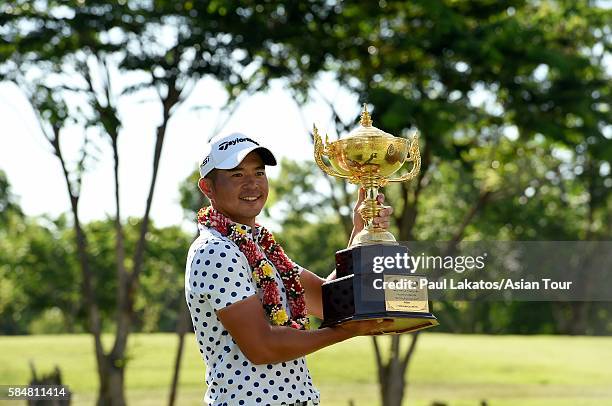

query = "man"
[[185, 133, 394, 406]]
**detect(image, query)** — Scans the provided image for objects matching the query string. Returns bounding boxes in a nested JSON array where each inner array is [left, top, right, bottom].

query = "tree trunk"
[[97, 360, 126, 406], [380, 342, 405, 406], [373, 333, 420, 406], [50, 127, 108, 404]]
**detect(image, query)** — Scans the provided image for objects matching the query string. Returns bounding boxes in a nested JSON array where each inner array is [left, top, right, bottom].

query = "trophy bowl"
[[327, 136, 409, 179]]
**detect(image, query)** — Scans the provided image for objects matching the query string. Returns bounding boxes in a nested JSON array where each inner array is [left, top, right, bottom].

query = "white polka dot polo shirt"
[[185, 222, 320, 406]]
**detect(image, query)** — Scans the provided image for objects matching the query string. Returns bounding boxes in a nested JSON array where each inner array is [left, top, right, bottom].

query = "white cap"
[[199, 133, 277, 178]]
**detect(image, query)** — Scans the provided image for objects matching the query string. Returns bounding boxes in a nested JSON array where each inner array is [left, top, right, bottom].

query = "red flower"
[[259, 227, 278, 245], [262, 282, 280, 304], [242, 240, 262, 263], [287, 278, 304, 294], [292, 296, 306, 316]]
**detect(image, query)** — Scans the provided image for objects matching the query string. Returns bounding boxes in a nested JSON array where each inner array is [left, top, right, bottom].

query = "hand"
[[352, 188, 394, 234], [335, 318, 396, 337]]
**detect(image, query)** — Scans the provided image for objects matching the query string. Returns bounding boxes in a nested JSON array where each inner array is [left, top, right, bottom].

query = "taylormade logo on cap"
[[218, 137, 259, 151]]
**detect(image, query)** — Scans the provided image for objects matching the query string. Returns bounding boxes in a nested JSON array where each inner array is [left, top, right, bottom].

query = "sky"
[[0, 74, 360, 232]]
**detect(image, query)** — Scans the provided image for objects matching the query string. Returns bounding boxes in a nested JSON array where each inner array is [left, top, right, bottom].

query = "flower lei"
[[197, 206, 309, 330]]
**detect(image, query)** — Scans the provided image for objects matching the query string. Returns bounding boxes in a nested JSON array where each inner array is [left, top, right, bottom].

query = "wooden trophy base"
[[320, 244, 438, 335]]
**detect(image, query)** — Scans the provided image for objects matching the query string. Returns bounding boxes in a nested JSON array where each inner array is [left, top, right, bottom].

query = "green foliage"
[[277, 221, 346, 279], [76, 217, 192, 333], [139, 223, 192, 332], [0, 169, 22, 224], [0, 188, 193, 334], [268, 158, 353, 226], [178, 169, 208, 221], [28, 307, 75, 335], [0, 212, 77, 334]]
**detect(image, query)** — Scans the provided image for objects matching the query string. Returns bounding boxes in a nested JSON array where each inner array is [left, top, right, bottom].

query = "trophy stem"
[[360, 185, 380, 229], [352, 183, 398, 246]]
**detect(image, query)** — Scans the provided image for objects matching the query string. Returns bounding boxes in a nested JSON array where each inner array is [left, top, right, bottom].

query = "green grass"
[[1, 333, 611, 405]]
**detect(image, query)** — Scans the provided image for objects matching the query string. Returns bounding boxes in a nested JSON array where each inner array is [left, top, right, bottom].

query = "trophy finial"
[[360, 103, 373, 127]]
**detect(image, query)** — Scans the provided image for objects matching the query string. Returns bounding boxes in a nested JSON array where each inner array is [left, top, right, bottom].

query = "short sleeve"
[[187, 238, 256, 312], [292, 261, 307, 276]]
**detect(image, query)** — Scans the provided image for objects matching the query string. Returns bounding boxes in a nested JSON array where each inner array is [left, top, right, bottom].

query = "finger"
[[374, 209, 393, 220], [372, 216, 383, 224], [376, 207, 392, 218], [376, 193, 385, 204], [373, 216, 390, 225], [356, 187, 366, 204]]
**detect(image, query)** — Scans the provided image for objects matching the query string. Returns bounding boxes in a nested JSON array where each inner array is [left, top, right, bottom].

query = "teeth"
[[241, 196, 259, 201]]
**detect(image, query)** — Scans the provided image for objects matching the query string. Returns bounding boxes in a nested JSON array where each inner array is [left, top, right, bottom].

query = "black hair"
[[204, 169, 217, 184]]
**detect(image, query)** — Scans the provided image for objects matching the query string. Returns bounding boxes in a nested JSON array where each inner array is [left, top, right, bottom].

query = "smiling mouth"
[[240, 196, 261, 202]]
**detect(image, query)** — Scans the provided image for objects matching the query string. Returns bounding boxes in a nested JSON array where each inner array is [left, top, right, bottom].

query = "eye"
[[231, 173, 243, 178], [256, 171, 266, 176]]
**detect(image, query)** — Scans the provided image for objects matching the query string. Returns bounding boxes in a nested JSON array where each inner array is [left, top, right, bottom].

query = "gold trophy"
[[314, 104, 438, 334]]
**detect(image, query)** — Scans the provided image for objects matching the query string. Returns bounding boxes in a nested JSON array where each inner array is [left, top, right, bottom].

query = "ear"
[[198, 177, 214, 200]]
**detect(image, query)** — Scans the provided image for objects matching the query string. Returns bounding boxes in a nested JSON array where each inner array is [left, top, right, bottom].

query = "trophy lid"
[[346, 104, 396, 139]]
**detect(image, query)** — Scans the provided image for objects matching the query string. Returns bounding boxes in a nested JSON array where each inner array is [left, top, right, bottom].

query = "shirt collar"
[[233, 221, 256, 239]]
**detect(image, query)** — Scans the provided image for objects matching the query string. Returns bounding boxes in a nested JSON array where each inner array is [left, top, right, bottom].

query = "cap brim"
[[216, 146, 277, 170]]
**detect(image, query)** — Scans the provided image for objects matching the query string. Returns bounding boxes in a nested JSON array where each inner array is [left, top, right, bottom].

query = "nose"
[[241, 175, 261, 189]]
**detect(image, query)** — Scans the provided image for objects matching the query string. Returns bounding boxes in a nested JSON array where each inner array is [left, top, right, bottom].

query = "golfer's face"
[[210, 151, 268, 226]]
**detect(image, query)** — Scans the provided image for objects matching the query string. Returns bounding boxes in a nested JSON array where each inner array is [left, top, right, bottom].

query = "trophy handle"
[[313, 125, 351, 180], [386, 132, 421, 184]]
